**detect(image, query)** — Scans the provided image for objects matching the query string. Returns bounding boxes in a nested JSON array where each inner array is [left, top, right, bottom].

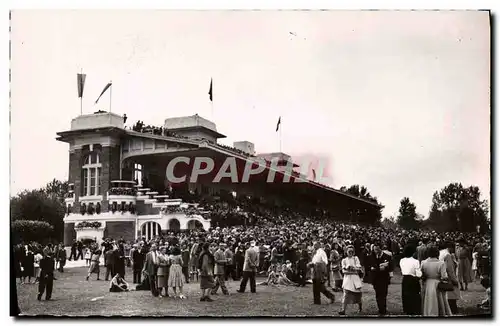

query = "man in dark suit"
[[76, 240, 84, 260], [369, 244, 393, 315], [237, 241, 259, 293], [115, 243, 126, 278], [69, 241, 77, 261], [37, 249, 55, 301], [104, 248, 116, 281], [142, 243, 160, 297], [132, 244, 145, 284]]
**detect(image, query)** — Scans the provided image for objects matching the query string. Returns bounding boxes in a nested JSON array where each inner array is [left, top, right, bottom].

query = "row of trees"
[[393, 183, 489, 233], [341, 182, 489, 234], [10, 179, 68, 243]]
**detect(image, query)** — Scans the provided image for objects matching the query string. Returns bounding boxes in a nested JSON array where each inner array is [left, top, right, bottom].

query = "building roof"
[[167, 125, 226, 139]]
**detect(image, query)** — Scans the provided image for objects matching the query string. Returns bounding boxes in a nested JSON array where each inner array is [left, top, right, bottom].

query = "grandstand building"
[[57, 112, 381, 244]]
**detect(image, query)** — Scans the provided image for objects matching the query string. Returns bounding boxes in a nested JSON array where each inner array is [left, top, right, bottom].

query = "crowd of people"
[[130, 121, 188, 140], [14, 196, 491, 316]]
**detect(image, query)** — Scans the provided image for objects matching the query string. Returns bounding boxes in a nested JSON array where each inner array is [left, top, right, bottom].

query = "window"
[[81, 152, 102, 196], [134, 164, 142, 185]]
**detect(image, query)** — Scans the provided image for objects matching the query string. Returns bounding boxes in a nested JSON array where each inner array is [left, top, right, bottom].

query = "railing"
[[108, 187, 137, 196]]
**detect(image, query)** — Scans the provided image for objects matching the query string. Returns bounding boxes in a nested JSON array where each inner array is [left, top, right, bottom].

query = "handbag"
[[358, 267, 365, 279], [437, 281, 454, 292]]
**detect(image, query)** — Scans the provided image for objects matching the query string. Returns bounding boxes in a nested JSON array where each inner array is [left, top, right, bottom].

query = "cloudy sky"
[[10, 10, 490, 217]]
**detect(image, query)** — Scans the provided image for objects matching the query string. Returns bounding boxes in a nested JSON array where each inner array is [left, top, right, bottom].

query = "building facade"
[[57, 112, 382, 245]]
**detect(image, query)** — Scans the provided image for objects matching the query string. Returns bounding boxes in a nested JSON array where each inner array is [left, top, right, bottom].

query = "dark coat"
[[369, 252, 393, 284], [40, 256, 55, 277], [132, 249, 145, 270]]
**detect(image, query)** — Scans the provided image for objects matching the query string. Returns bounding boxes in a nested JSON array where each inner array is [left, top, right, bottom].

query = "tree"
[[12, 220, 54, 244], [340, 184, 384, 225], [397, 197, 419, 230], [381, 216, 398, 230], [42, 179, 69, 203], [427, 183, 489, 233], [10, 179, 68, 241]]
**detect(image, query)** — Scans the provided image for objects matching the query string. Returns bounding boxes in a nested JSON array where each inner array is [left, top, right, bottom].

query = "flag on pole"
[[77, 73, 86, 98], [276, 116, 281, 132], [208, 78, 213, 102], [95, 82, 112, 104]]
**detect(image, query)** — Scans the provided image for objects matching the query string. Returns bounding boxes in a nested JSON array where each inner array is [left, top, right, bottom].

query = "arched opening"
[[187, 219, 204, 230], [141, 221, 162, 241], [168, 218, 180, 231]]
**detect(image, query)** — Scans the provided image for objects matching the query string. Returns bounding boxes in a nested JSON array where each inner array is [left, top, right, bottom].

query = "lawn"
[[15, 265, 490, 317]]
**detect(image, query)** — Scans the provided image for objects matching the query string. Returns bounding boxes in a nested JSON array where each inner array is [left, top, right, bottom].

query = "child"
[[472, 251, 479, 280], [33, 250, 43, 283], [258, 264, 278, 286], [109, 273, 129, 292], [84, 247, 92, 266], [478, 277, 491, 310]]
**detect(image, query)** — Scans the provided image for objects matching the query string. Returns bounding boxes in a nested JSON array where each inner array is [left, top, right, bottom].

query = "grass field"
[[15, 265, 491, 317]]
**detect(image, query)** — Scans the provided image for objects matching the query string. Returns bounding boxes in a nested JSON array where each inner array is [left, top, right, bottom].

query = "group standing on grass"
[[15, 216, 491, 316]]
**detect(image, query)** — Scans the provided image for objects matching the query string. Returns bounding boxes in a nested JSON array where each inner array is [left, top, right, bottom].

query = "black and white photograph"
[[9, 9, 491, 318]]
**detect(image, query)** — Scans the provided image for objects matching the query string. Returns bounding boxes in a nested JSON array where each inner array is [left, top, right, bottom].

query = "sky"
[[10, 10, 490, 218]]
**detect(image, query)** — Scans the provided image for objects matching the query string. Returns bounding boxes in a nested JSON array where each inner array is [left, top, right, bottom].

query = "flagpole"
[[109, 81, 112, 113], [80, 69, 83, 115], [211, 100, 214, 121], [279, 116, 282, 153]]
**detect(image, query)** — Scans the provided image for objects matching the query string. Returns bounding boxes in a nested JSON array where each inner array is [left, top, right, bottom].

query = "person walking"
[[199, 243, 215, 302], [237, 241, 259, 294], [224, 245, 235, 281], [339, 246, 363, 315], [104, 248, 115, 281], [85, 249, 101, 281], [310, 242, 335, 305], [441, 242, 461, 314], [212, 243, 229, 295], [37, 248, 55, 301], [57, 244, 67, 273], [369, 244, 393, 316]]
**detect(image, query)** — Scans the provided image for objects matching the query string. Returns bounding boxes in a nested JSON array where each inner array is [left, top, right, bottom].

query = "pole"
[[211, 100, 214, 121], [109, 81, 112, 113], [279, 117, 282, 153], [80, 68, 83, 115]]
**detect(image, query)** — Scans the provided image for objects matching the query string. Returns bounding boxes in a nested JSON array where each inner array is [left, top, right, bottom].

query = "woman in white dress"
[[472, 249, 479, 280], [339, 246, 363, 315]]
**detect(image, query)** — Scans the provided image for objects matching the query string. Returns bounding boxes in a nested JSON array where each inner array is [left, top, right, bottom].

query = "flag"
[[95, 82, 112, 104], [77, 73, 86, 98], [276, 116, 281, 132], [208, 78, 213, 102]]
